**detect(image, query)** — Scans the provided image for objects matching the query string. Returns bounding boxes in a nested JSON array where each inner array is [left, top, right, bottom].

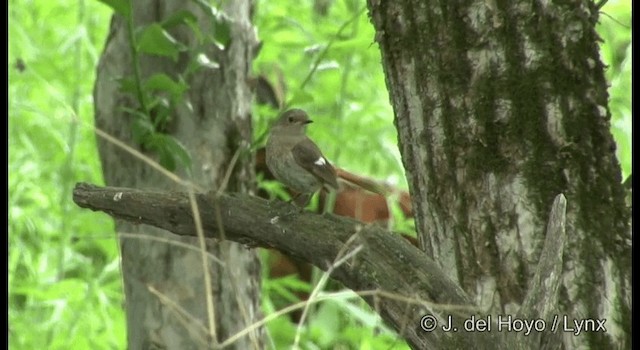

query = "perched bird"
[[265, 109, 339, 207]]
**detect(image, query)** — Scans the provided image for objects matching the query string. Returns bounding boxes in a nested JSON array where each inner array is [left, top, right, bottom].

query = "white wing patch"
[[314, 157, 327, 166]]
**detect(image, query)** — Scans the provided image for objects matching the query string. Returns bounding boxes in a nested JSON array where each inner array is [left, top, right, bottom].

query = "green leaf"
[[116, 76, 137, 95], [162, 136, 192, 171], [145, 134, 172, 170], [269, 283, 301, 304], [146, 134, 192, 172], [184, 52, 220, 78], [130, 113, 154, 144], [136, 23, 183, 61], [95, 0, 131, 18], [191, 0, 222, 17], [272, 275, 312, 292], [175, 0, 229, 48], [157, 145, 176, 171], [161, 10, 197, 29], [309, 302, 341, 347], [196, 53, 220, 69], [148, 97, 172, 130], [212, 13, 232, 49], [143, 73, 188, 100]]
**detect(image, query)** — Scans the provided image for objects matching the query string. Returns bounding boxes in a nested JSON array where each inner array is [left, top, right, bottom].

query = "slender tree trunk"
[[94, 1, 263, 349], [368, 0, 631, 348]]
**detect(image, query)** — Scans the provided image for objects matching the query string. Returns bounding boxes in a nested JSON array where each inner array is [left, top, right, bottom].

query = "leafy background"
[[8, 0, 631, 348]]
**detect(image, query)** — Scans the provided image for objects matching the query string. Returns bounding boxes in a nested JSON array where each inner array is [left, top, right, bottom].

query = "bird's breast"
[[265, 144, 320, 193]]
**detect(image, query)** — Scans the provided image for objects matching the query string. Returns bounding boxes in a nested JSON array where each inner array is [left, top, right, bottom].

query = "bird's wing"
[[292, 138, 339, 190]]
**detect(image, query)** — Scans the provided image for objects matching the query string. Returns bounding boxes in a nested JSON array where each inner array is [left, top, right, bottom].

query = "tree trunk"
[[93, 1, 263, 349], [368, 0, 631, 348]]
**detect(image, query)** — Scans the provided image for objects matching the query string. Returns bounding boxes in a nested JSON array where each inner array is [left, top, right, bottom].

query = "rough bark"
[[367, 0, 631, 349], [93, 1, 262, 349]]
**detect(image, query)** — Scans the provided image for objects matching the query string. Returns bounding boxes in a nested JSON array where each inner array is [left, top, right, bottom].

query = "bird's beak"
[[304, 120, 313, 124]]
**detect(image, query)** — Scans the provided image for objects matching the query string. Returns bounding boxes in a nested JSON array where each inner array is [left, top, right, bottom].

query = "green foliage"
[[119, 3, 194, 172], [597, 0, 632, 180], [261, 279, 410, 350], [9, 0, 631, 349], [95, 0, 130, 18], [136, 23, 185, 61], [9, 0, 124, 348], [114, 1, 234, 174]]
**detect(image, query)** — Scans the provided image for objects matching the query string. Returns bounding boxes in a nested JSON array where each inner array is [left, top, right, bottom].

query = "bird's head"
[[272, 109, 313, 135]]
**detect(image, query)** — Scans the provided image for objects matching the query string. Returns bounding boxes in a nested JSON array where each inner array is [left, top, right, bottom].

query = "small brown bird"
[[265, 109, 339, 207]]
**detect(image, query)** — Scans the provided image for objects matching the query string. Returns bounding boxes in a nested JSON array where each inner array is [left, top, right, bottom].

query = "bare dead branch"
[[515, 194, 567, 350]]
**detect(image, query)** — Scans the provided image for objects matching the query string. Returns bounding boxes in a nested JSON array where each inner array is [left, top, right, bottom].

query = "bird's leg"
[[275, 193, 310, 217], [291, 193, 312, 209], [320, 189, 336, 217]]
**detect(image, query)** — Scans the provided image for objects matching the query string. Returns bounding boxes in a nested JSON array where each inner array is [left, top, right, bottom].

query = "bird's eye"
[[288, 117, 294, 123]]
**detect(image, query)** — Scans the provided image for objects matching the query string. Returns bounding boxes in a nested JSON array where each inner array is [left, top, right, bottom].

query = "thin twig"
[[219, 288, 480, 348], [293, 231, 364, 349], [188, 189, 218, 344], [298, 6, 367, 91]]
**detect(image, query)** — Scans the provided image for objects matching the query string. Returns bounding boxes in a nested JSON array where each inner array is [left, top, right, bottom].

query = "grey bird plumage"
[[266, 109, 338, 206]]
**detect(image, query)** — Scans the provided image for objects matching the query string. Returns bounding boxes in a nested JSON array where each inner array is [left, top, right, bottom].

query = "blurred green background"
[[8, 0, 631, 349]]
